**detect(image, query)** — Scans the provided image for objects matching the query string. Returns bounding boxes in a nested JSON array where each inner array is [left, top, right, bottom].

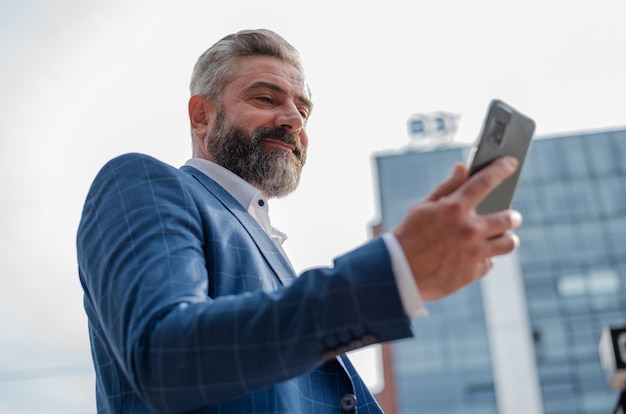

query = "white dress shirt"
[[185, 158, 427, 318]]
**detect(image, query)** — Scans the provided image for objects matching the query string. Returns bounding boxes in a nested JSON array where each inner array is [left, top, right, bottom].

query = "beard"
[[204, 110, 307, 198]]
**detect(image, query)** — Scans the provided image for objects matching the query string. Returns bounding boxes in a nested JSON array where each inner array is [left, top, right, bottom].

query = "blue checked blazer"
[[77, 153, 413, 413]]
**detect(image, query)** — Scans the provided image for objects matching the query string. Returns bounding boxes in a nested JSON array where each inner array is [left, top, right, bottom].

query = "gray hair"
[[190, 29, 304, 103]]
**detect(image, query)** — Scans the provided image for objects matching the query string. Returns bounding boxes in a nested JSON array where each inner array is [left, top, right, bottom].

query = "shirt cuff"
[[381, 233, 429, 318]]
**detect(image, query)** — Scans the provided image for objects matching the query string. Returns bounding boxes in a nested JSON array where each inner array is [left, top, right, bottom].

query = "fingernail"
[[505, 156, 519, 171], [511, 233, 520, 248], [510, 210, 523, 227]]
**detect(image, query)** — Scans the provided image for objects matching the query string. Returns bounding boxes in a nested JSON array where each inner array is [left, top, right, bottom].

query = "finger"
[[481, 209, 523, 239], [460, 156, 518, 209], [485, 231, 520, 257], [426, 163, 468, 201], [485, 258, 493, 272], [470, 258, 494, 282], [480, 258, 494, 277]]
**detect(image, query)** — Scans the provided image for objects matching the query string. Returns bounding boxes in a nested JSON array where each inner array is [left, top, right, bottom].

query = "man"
[[77, 29, 522, 413]]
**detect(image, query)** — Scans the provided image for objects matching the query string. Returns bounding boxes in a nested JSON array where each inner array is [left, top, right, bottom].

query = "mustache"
[[253, 127, 298, 146], [252, 127, 305, 159]]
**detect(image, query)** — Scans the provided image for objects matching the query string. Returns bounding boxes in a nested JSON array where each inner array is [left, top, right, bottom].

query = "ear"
[[189, 94, 216, 158], [189, 94, 216, 137]]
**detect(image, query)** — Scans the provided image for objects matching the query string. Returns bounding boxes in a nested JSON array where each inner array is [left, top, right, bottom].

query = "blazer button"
[[340, 393, 357, 412]]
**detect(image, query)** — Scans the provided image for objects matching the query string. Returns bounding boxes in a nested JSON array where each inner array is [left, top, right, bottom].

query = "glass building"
[[373, 128, 626, 413]]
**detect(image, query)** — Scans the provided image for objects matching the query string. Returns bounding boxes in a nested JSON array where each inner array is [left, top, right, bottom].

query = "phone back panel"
[[468, 100, 536, 214]]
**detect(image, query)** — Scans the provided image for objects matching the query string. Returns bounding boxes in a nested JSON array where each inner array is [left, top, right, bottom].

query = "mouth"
[[261, 138, 296, 153]]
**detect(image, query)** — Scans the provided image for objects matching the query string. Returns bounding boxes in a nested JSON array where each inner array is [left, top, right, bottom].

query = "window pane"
[[596, 176, 626, 216], [564, 135, 590, 178], [562, 179, 599, 220], [608, 217, 626, 256], [588, 269, 620, 295], [557, 274, 586, 296], [586, 132, 619, 175], [545, 223, 577, 263], [575, 221, 609, 261], [518, 226, 551, 264]]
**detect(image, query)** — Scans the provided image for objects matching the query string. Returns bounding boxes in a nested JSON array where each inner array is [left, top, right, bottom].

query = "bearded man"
[[77, 29, 522, 414]]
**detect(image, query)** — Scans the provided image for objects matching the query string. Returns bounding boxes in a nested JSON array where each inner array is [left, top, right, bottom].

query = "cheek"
[[237, 107, 270, 129], [299, 131, 309, 149]]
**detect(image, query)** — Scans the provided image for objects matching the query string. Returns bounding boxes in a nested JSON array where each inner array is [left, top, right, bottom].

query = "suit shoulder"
[[103, 152, 174, 172], [84, 153, 189, 202], [93, 153, 182, 181]]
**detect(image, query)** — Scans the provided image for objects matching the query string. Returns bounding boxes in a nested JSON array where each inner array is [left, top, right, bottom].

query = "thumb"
[[426, 163, 468, 201]]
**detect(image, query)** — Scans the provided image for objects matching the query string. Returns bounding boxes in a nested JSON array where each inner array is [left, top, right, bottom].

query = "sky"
[[0, 0, 625, 412]]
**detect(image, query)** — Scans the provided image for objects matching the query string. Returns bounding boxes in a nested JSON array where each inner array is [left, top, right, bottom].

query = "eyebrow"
[[247, 81, 313, 113]]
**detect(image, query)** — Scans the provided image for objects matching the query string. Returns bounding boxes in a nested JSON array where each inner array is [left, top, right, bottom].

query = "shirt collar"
[[184, 158, 287, 244], [185, 158, 262, 211]]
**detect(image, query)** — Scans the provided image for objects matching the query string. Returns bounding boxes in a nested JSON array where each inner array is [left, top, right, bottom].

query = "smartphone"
[[467, 99, 535, 214]]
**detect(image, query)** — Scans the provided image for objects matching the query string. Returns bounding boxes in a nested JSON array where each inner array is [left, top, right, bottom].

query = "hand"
[[393, 156, 523, 302]]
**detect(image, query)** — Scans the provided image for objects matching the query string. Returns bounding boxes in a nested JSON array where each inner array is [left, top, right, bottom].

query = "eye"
[[256, 96, 274, 104], [298, 106, 311, 120]]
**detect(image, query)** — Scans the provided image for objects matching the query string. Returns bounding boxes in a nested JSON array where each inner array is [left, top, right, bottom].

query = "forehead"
[[226, 56, 311, 101]]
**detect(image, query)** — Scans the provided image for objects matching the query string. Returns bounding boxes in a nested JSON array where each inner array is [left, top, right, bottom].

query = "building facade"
[[373, 128, 626, 413]]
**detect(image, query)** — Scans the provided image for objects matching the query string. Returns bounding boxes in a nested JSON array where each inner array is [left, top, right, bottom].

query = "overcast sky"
[[1, 1, 625, 412]]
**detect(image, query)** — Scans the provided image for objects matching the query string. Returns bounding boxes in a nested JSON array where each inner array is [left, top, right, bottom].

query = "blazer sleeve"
[[77, 153, 413, 413]]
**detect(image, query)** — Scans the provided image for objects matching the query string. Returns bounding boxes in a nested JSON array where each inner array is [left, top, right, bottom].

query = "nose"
[[276, 102, 304, 133]]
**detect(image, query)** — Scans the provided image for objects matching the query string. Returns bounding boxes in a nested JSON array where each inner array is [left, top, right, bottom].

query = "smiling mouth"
[[261, 138, 296, 152]]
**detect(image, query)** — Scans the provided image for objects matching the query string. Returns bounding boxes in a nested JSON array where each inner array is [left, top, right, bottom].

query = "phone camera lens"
[[490, 121, 506, 145]]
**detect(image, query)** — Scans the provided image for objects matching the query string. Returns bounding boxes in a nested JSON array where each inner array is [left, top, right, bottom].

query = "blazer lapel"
[[181, 165, 296, 286]]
